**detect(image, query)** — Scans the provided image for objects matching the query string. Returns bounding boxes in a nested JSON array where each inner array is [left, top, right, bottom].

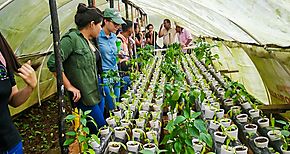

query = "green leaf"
[[200, 133, 213, 148], [191, 112, 201, 119], [281, 130, 290, 137], [161, 135, 171, 145], [91, 134, 100, 144], [80, 118, 87, 126], [276, 120, 287, 125], [174, 142, 182, 153], [194, 119, 207, 133], [174, 116, 186, 125], [185, 138, 193, 147], [65, 131, 76, 136], [83, 127, 90, 134], [188, 127, 199, 138], [88, 149, 95, 154], [78, 135, 86, 143], [84, 110, 92, 115], [165, 120, 175, 132], [139, 149, 155, 154], [184, 110, 190, 119], [185, 146, 195, 154], [172, 90, 180, 101], [65, 115, 76, 121], [63, 138, 75, 146]]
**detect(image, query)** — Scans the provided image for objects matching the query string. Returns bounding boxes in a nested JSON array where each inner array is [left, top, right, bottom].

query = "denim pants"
[[3, 142, 23, 154], [75, 78, 106, 134], [102, 77, 120, 110], [121, 76, 131, 95]]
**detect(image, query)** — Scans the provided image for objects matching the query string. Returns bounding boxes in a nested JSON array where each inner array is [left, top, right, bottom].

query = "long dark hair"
[[75, 3, 103, 29], [0, 32, 21, 73]]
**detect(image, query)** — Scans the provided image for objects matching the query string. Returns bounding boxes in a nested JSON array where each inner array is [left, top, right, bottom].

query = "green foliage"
[[64, 109, 100, 153], [193, 39, 218, 67]]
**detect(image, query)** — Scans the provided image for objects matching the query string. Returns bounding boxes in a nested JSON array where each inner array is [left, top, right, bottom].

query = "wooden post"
[[48, 0, 67, 153]]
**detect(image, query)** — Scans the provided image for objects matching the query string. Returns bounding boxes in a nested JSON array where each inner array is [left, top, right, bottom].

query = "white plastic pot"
[[241, 101, 252, 110], [234, 145, 248, 154], [257, 118, 269, 128], [100, 127, 110, 137], [244, 124, 258, 134], [126, 141, 140, 153], [209, 120, 220, 130], [106, 117, 116, 127], [226, 126, 238, 139], [236, 114, 248, 123], [108, 142, 121, 153], [114, 127, 126, 140], [254, 136, 269, 148], [281, 145, 290, 154], [120, 119, 131, 128], [143, 143, 156, 153], [214, 131, 226, 144], [216, 109, 224, 119], [230, 106, 241, 115], [267, 130, 282, 141], [149, 120, 160, 129], [224, 99, 234, 107], [139, 110, 148, 118], [141, 103, 150, 111], [113, 109, 122, 118], [192, 139, 204, 153], [204, 107, 216, 119], [136, 118, 146, 129], [220, 118, 232, 128], [220, 145, 235, 154], [249, 109, 260, 118], [146, 130, 158, 141], [132, 128, 144, 140]]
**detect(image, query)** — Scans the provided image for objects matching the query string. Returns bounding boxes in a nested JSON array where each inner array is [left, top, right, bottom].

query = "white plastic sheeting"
[[131, 0, 290, 46]]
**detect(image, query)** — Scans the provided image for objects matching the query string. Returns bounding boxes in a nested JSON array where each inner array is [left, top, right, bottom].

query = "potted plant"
[[215, 108, 225, 119], [249, 108, 260, 118], [220, 138, 235, 154], [226, 124, 239, 139], [220, 118, 232, 128], [276, 120, 290, 153], [114, 126, 129, 140], [136, 118, 146, 129], [254, 136, 269, 148], [244, 123, 258, 134], [257, 117, 269, 128], [143, 143, 157, 153], [99, 125, 111, 137], [234, 145, 248, 154], [236, 114, 248, 123], [132, 128, 145, 141], [126, 141, 141, 153], [214, 131, 227, 144], [192, 138, 205, 153], [267, 116, 281, 141], [209, 116, 220, 130], [108, 141, 127, 153]]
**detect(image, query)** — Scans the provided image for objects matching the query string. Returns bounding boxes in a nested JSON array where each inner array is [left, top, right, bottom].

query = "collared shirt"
[[47, 28, 100, 106], [161, 28, 177, 46], [97, 29, 118, 72], [177, 28, 193, 46]]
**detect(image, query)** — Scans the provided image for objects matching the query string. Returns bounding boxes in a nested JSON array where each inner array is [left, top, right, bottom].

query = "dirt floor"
[[13, 95, 63, 154]]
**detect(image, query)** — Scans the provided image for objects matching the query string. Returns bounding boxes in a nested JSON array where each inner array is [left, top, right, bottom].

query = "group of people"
[[134, 19, 193, 51], [0, 3, 194, 153]]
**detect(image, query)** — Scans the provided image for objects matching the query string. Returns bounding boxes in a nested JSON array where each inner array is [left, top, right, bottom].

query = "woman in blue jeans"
[[97, 8, 125, 110], [47, 4, 106, 133]]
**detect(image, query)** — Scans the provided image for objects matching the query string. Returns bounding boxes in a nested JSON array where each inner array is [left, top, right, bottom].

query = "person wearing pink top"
[[175, 23, 193, 52]]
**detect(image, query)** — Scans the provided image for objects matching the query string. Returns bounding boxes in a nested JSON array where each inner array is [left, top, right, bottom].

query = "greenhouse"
[[0, 0, 290, 153]]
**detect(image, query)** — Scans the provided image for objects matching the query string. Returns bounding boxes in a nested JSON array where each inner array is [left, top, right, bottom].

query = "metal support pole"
[[48, 0, 67, 153], [88, 0, 93, 7], [130, 4, 133, 21], [110, 0, 114, 8], [125, 0, 129, 19]]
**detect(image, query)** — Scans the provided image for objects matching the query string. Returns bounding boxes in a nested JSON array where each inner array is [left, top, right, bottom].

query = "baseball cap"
[[104, 8, 125, 25]]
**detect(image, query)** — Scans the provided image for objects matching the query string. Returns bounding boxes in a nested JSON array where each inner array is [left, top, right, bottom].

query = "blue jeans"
[[3, 142, 23, 154], [103, 78, 120, 110], [121, 76, 131, 95], [75, 78, 106, 134]]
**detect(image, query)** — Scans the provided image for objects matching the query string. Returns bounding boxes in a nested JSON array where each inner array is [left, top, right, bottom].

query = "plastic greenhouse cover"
[[131, 0, 290, 47]]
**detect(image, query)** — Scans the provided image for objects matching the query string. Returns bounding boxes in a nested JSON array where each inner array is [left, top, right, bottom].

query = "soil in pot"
[[236, 147, 246, 151], [245, 124, 256, 129], [256, 138, 268, 143], [144, 144, 155, 148], [216, 132, 226, 137]]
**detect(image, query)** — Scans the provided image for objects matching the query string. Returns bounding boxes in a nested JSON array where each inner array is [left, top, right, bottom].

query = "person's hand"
[[67, 85, 81, 102], [160, 23, 164, 28], [18, 60, 37, 89], [181, 44, 186, 48]]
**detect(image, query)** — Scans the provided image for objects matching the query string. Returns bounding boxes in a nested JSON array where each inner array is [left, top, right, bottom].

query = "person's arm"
[[47, 36, 81, 102], [158, 24, 164, 38], [184, 29, 193, 47], [9, 61, 37, 107]]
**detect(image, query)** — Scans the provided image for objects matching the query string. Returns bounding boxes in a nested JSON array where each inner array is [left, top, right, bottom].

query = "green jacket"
[[47, 28, 100, 106]]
